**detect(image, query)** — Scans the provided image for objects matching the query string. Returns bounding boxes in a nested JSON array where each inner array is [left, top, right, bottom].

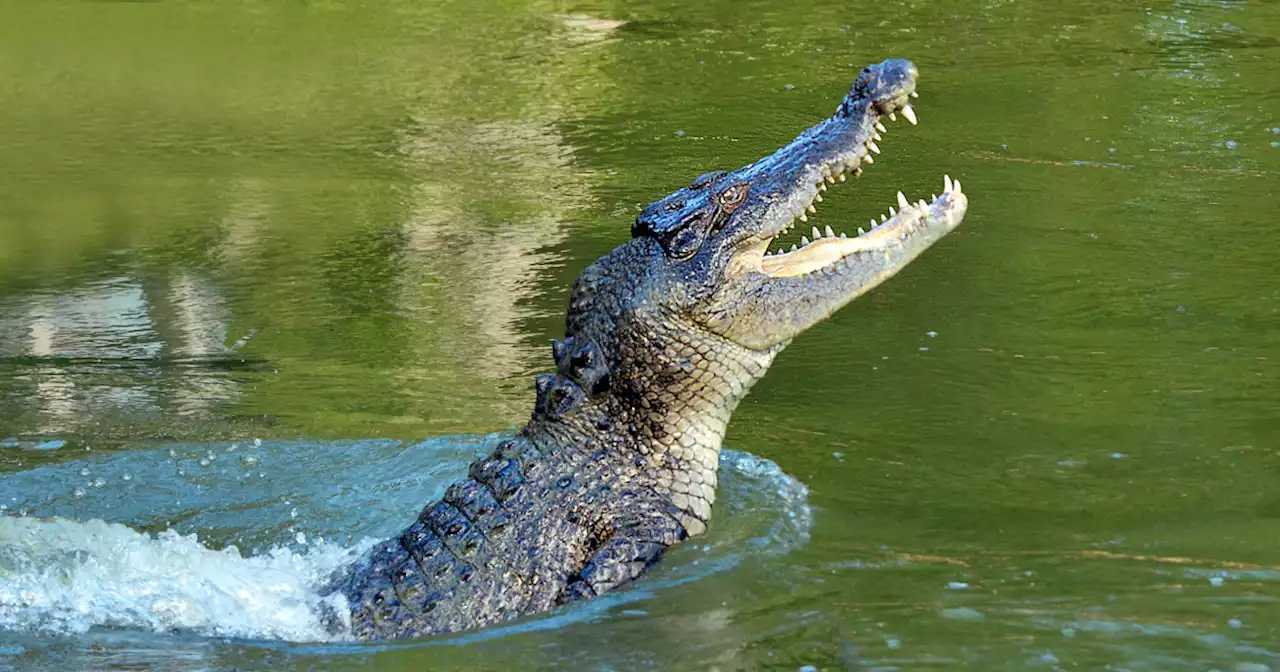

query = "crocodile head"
[[631, 58, 968, 350]]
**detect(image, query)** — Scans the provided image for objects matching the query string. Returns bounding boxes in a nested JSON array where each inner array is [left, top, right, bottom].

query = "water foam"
[[0, 437, 810, 645], [0, 516, 370, 641]]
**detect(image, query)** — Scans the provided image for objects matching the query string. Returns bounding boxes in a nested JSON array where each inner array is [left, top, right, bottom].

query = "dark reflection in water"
[[1, 0, 1279, 669]]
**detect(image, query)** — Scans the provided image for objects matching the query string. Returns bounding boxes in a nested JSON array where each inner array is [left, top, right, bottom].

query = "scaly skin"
[[333, 58, 969, 640]]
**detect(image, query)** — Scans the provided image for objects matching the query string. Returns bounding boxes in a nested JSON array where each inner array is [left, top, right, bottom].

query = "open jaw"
[[750, 63, 968, 279], [756, 92, 968, 279]]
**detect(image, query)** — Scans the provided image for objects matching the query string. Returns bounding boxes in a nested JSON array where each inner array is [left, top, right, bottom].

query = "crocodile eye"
[[718, 183, 749, 210]]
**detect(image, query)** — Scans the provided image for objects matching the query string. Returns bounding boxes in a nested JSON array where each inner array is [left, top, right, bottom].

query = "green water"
[[2, 0, 1278, 669]]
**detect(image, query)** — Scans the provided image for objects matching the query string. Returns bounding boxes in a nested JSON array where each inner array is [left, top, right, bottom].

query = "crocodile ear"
[[662, 222, 708, 260]]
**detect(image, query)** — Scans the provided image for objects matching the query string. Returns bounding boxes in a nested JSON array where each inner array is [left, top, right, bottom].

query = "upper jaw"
[[746, 58, 921, 242]]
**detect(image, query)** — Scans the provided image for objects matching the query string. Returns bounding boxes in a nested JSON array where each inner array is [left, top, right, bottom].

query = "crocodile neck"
[[521, 242, 784, 534]]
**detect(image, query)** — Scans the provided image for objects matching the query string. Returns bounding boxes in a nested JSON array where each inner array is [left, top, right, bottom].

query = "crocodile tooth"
[[911, 91, 919, 98], [838, 173, 847, 182], [867, 140, 881, 154], [932, 193, 938, 201], [873, 132, 882, 141], [875, 121, 887, 133], [888, 207, 896, 218], [840, 232, 847, 238], [824, 225, 835, 237], [889, 112, 897, 121], [853, 167, 863, 177], [869, 218, 877, 228], [944, 174, 953, 192], [897, 191, 910, 210], [862, 155, 873, 165], [902, 104, 918, 126], [807, 204, 817, 214], [801, 235, 810, 245], [814, 193, 823, 202], [790, 244, 798, 251], [858, 226, 866, 236], [819, 182, 827, 191], [811, 226, 821, 239], [954, 179, 963, 193], [826, 175, 836, 184], [799, 213, 808, 222], [881, 213, 888, 222]]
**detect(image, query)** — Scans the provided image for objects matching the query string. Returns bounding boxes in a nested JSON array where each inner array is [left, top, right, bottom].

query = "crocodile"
[[331, 58, 969, 640]]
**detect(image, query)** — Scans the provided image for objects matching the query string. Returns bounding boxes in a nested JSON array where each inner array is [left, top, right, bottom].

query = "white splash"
[[0, 516, 372, 642], [0, 437, 811, 648]]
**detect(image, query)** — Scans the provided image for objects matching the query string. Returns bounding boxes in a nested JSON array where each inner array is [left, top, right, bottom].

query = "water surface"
[[1, 0, 1278, 669]]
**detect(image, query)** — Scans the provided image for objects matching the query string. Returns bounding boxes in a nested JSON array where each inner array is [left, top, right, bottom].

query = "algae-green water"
[[1, 1, 1278, 669]]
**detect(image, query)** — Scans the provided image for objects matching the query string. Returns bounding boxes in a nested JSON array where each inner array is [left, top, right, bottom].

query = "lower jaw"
[[761, 175, 964, 278]]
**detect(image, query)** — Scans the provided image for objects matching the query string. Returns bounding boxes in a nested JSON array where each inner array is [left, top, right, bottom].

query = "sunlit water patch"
[[0, 435, 810, 649]]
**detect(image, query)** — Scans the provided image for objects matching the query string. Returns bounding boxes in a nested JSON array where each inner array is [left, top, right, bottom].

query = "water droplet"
[[940, 607, 984, 621]]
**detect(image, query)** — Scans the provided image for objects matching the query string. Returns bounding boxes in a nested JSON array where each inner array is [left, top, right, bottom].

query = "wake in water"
[[0, 436, 810, 644]]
